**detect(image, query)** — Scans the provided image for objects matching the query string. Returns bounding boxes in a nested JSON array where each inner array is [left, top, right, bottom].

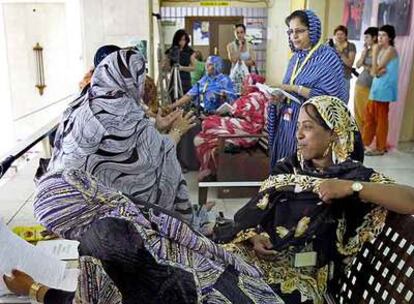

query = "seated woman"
[[24, 96, 414, 303], [217, 95, 414, 303], [170, 55, 237, 114], [47, 48, 196, 223], [194, 73, 269, 180]]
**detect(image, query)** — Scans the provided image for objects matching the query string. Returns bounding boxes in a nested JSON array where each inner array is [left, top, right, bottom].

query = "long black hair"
[[172, 29, 190, 47]]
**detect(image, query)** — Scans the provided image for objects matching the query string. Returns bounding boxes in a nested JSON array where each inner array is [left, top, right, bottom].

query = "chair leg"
[[198, 187, 208, 206]]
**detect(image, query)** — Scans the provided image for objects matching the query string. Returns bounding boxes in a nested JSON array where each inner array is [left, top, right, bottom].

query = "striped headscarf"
[[288, 10, 321, 52], [48, 49, 193, 223]]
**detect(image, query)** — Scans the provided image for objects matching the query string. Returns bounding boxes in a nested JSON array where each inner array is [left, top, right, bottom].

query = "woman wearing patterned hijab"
[[217, 95, 414, 303], [268, 10, 348, 169], [171, 55, 237, 113], [48, 49, 195, 223]]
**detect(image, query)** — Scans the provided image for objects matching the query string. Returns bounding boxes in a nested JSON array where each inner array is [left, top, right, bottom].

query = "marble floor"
[[1, 147, 414, 228]]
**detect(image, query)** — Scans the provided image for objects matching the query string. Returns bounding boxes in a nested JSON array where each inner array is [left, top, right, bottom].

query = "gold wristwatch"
[[29, 282, 43, 302], [351, 182, 363, 198]]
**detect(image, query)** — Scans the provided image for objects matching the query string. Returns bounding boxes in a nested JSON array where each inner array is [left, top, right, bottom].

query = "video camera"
[[168, 45, 181, 66]]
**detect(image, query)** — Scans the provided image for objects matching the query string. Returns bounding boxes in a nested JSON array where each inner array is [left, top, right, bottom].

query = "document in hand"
[[255, 83, 301, 104], [0, 220, 78, 297], [36, 240, 79, 261]]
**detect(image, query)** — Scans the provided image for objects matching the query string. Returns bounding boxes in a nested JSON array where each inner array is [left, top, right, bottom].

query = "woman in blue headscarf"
[[171, 55, 237, 114], [268, 10, 348, 169]]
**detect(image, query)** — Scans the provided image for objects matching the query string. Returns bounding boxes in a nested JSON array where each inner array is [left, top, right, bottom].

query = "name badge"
[[294, 251, 317, 267]]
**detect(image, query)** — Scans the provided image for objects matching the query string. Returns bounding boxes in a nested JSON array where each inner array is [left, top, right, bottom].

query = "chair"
[[329, 212, 414, 304], [198, 131, 269, 205]]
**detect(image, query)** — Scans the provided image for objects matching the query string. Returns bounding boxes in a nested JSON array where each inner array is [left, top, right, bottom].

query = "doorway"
[[185, 16, 243, 74]]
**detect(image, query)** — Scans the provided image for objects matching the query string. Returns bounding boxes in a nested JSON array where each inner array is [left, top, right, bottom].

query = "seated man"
[[194, 73, 270, 181], [170, 55, 237, 114]]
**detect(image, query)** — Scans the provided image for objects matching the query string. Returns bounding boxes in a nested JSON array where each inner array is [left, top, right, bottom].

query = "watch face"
[[352, 182, 363, 192]]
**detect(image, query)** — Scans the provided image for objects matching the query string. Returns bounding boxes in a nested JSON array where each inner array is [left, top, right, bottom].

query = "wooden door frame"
[[185, 16, 243, 55]]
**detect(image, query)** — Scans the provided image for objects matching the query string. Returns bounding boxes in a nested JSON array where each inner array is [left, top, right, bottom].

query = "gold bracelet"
[[29, 282, 43, 302]]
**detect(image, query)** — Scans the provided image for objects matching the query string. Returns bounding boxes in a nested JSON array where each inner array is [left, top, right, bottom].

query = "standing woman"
[[227, 24, 256, 93], [164, 29, 196, 99], [354, 27, 378, 131], [363, 25, 398, 156], [268, 10, 348, 168], [333, 25, 357, 103]]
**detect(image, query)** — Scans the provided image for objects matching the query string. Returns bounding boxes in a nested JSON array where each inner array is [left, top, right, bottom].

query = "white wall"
[[265, 1, 291, 85], [81, 0, 151, 70], [0, 0, 83, 156], [0, 4, 15, 152], [3, 3, 70, 117]]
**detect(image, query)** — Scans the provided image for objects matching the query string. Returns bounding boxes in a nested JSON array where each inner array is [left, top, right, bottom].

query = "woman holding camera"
[[164, 29, 196, 99]]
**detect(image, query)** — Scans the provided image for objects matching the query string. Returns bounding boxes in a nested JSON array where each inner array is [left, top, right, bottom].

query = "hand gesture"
[[155, 109, 181, 132], [171, 110, 197, 136], [318, 179, 353, 203], [3, 269, 34, 296]]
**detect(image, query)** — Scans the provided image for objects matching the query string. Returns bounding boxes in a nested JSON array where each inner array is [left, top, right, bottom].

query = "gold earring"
[[322, 142, 333, 158]]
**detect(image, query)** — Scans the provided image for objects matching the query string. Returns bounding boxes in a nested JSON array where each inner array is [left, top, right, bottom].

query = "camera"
[[168, 46, 180, 65]]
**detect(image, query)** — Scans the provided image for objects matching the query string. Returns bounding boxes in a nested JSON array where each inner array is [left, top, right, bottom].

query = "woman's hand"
[[249, 235, 277, 259], [171, 110, 197, 136], [155, 109, 181, 132], [318, 179, 353, 203], [3, 269, 34, 296]]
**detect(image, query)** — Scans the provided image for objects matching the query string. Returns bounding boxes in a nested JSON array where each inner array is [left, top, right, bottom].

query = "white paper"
[[0, 221, 78, 296], [255, 83, 301, 104], [36, 240, 79, 261], [216, 102, 234, 115], [0, 294, 30, 303]]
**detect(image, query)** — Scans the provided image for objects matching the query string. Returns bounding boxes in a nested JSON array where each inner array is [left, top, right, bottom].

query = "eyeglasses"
[[286, 28, 308, 36]]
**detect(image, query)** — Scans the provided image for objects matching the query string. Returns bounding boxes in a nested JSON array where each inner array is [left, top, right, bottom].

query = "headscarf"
[[79, 45, 121, 91], [48, 49, 192, 223], [288, 10, 321, 53], [205, 55, 223, 76], [90, 48, 146, 102], [300, 96, 359, 165], [93, 45, 122, 68]]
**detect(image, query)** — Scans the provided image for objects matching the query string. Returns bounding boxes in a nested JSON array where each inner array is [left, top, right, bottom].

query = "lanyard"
[[290, 41, 322, 85]]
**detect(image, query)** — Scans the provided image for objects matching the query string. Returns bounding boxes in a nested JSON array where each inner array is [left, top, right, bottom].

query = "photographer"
[[164, 29, 196, 100]]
